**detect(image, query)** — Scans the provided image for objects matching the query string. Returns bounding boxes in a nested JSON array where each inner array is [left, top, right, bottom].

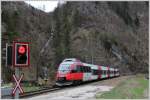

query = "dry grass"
[[95, 74, 149, 99]]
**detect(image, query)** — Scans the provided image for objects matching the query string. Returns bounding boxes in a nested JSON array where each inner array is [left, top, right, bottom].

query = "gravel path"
[[29, 76, 130, 100]]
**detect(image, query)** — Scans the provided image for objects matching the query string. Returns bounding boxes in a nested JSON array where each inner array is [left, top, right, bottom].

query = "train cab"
[[56, 58, 82, 86]]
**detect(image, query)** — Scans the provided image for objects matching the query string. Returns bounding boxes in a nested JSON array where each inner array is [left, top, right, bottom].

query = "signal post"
[[12, 41, 30, 99]]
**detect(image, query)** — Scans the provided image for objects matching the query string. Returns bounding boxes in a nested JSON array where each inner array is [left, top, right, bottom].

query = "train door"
[[82, 66, 91, 81], [101, 66, 107, 78]]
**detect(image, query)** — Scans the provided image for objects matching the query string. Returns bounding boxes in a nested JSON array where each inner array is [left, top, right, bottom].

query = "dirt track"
[[29, 76, 131, 100]]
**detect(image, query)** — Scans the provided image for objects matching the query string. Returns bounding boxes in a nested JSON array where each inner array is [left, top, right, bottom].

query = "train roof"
[[60, 58, 81, 65], [62, 58, 81, 62], [60, 61, 75, 65], [60, 58, 119, 70]]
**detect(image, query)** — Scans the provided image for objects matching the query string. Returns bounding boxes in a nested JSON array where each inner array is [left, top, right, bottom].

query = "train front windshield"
[[58, 64, 70, 73]]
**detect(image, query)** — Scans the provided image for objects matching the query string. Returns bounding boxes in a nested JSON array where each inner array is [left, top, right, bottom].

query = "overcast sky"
[[25, 1, 58, 12]]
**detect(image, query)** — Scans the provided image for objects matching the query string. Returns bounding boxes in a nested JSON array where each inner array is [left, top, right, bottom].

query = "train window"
[[86, 67, 89, 72], [84, 67, 87, 72], [87, 67, 91, 72], [103, 70, 105, 75], [80, 66, 84, 72], [78, 66, 82, 72], [104, 70, 106, 75], [83, 66, 86, 72], [84, 67, 86, 72], [81, 66, 84, 72], [96, 70, 99, 75], [58, 64, 70, 71], [83, 67, 86, 72], [97, 70, 99, 74], [92, 70, 94, 74], [76, 65, 84, 72], [76, 66, 81, 72], [91, 70, 94, 74], [94, 70, 96, 75], [92, 69, 98, 75], [86, 67, 88, 72], [83, 66, 90, 72], [103, 71, 105, 75], [87, 67, 89, 72], [99, 70, 102, 74]]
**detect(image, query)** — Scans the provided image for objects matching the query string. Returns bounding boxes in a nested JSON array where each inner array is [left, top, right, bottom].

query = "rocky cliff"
[[52, 1, 148, 74], [1, 1, 148, 83]]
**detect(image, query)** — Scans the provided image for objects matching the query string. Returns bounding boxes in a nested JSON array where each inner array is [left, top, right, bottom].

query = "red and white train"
[[56, 58, 120, 86]]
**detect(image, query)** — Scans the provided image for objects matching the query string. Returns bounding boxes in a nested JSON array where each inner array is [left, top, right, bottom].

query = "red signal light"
[[13, 42, 30, 67], [18, 46, 26, 54]]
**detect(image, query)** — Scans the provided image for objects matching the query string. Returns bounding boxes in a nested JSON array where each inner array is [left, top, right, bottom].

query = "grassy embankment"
[[22, 83, 41, 92], [95, 74, 149, 99]]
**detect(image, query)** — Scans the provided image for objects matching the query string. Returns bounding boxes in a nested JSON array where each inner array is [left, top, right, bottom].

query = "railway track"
[[20, 87, 61, 98], [2, 87, 61, 99]]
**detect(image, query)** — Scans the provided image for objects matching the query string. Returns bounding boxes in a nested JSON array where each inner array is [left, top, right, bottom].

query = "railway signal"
[[13, 42, 30, 67], [6, 44, 13, 66], [11, 41, 30, 99]]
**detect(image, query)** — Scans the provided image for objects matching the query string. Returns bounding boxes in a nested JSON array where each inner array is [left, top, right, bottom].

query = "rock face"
[[52, 1, 148, 74], [1, 1, 148, 83]]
